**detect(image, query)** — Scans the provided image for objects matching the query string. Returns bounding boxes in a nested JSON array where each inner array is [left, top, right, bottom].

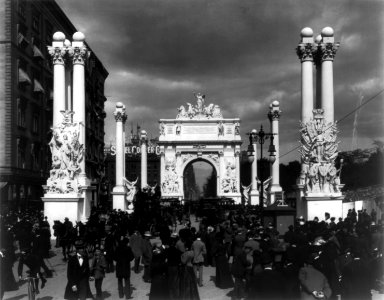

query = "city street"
[[4, 221, 233, 300]]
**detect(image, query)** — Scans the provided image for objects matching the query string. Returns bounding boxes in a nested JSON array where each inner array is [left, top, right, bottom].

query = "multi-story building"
[[104, 130, 161, 201], [0, 0, 108, 210]]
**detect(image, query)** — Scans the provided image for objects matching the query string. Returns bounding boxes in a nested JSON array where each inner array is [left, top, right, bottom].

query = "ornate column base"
[[79, 185, 96, 223], [112, 185, 127, 211], [268, 184, 283, 205], [294, 183, 345, 221], [249, 190, 259, 206], [42, 194, 83, 236]]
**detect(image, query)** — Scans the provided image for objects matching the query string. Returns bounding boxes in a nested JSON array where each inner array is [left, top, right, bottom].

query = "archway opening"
[[183, 160, 217, 201]]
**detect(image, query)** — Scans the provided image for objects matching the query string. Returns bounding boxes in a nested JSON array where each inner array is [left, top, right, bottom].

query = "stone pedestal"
[[295, 183, 344, 221], [42, 194, 83, 234], [111, 186, 126, 211], [305, 196, 343, 221]]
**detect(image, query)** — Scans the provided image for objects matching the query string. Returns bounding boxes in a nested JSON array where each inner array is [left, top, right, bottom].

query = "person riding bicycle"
[[17, 248, 47, 294]]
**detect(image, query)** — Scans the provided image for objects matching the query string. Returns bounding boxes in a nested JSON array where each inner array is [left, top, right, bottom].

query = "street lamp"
[[247, 125, 276, 224]]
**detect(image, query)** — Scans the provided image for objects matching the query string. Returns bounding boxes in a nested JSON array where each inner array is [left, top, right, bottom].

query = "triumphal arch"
[[158, 93, 242, 204]]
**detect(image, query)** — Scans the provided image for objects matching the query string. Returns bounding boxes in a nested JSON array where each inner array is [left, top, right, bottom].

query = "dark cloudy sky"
[[56, 0, 384, 164]]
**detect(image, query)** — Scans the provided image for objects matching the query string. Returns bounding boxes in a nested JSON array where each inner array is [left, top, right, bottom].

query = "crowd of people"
[[0, 203, 383, 300]]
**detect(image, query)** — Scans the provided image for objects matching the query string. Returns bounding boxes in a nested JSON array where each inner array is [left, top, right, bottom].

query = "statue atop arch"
[[176, 93, 223, 120]]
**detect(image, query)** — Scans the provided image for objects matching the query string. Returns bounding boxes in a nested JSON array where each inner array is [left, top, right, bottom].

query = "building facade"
[[0, 0, 108, 209], [104, 132, 161, 200]]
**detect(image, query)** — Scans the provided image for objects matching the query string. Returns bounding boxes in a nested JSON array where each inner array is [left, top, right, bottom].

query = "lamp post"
[[247, 125, 276, 224]]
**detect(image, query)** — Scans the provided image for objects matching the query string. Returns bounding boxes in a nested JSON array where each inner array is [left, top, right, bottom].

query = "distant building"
[[0, 0, 108, 209], [104, 129, 161, 198]]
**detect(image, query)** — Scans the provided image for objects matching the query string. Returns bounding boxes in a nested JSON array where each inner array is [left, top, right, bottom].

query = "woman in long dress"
[[214, 234, 234, 289], [178, 242, 200, 300]]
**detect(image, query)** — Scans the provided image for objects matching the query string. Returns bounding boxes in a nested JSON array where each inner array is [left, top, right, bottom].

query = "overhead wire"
[[278, 88, 384, 160]]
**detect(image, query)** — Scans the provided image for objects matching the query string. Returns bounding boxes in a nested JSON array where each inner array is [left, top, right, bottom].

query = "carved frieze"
[[162, 157, 180, 194], [221, 160, 238, 193], [298, 109, 341, 194], [46, 110, 84, 194]]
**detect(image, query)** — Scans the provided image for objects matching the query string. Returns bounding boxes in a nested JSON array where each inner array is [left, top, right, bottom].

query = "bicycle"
[[20, 274, 38, 300]]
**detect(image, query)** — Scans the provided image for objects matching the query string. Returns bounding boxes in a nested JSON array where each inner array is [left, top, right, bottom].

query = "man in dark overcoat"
[[114, 237, 134, 299], [129, 230, 143, 273], [141, 231, 153, 283], [64, 240, 93, 300]]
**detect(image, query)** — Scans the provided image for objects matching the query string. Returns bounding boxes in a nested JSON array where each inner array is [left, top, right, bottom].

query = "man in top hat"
[[64, 240, 93, 300], [141, 231, 153, 283]]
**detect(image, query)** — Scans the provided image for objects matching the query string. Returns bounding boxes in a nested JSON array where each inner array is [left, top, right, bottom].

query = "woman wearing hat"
[[178, 241, 200, 300]]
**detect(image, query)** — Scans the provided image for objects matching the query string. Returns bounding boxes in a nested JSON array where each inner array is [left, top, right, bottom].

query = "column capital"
[[296, 43, 317, 62], [47, 46, 67, 65], [68, 45, 88, 65], [319, 42, 340, 61], [268, 101, 281, 121], [268, 109, 282, 121], [114, 103, 126, 122]]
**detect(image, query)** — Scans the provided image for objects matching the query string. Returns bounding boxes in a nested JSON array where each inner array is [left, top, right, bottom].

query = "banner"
[[109, 145, 160, 156]]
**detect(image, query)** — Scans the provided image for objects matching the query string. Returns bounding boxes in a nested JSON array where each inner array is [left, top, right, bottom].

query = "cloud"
[[55, 0, 384, 164]]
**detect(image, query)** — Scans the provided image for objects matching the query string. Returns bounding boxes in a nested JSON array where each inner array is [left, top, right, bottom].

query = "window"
[[17, 138, 26, 169], [32, 113, 39, 133], [18, 1, 26, 20], [17, 98, 26, 128], [31, 143, 40, 170], [32, 13, 40, 31]]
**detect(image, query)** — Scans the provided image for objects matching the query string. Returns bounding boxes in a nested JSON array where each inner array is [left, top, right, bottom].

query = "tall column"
[[48, 32, 66, 127], [69, 32, 88, 184], [219, 151, 225, 196], [64, 39, 72, 111], [122, 105, 127, 179], [249, 130, 259, 205], [160, 150, 165, 193], [268, 101, 282, 204], [319, 27, 339, 125], [140, 130, 148, 188], [296, 27, 315, 124], [314, 35, 322, 109], [112, 103, 127, 210], [235, 150, 241, 204]]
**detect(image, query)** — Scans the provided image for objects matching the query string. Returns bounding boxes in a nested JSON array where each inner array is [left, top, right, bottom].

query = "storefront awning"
[[34, 79, 45, 93], [33, 45, 45, 59], [18, 68, 31, 84]]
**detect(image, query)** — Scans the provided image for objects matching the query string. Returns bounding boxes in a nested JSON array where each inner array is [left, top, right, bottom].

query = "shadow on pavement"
[[4, 295, 28, 300]]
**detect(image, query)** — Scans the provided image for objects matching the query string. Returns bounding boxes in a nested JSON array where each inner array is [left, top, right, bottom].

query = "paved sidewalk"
[[4, 218, 233, 300]]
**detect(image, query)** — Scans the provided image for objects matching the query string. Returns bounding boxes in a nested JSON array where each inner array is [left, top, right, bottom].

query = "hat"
[[144, 231, 152, 237], [74, 239, 85, 249]]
